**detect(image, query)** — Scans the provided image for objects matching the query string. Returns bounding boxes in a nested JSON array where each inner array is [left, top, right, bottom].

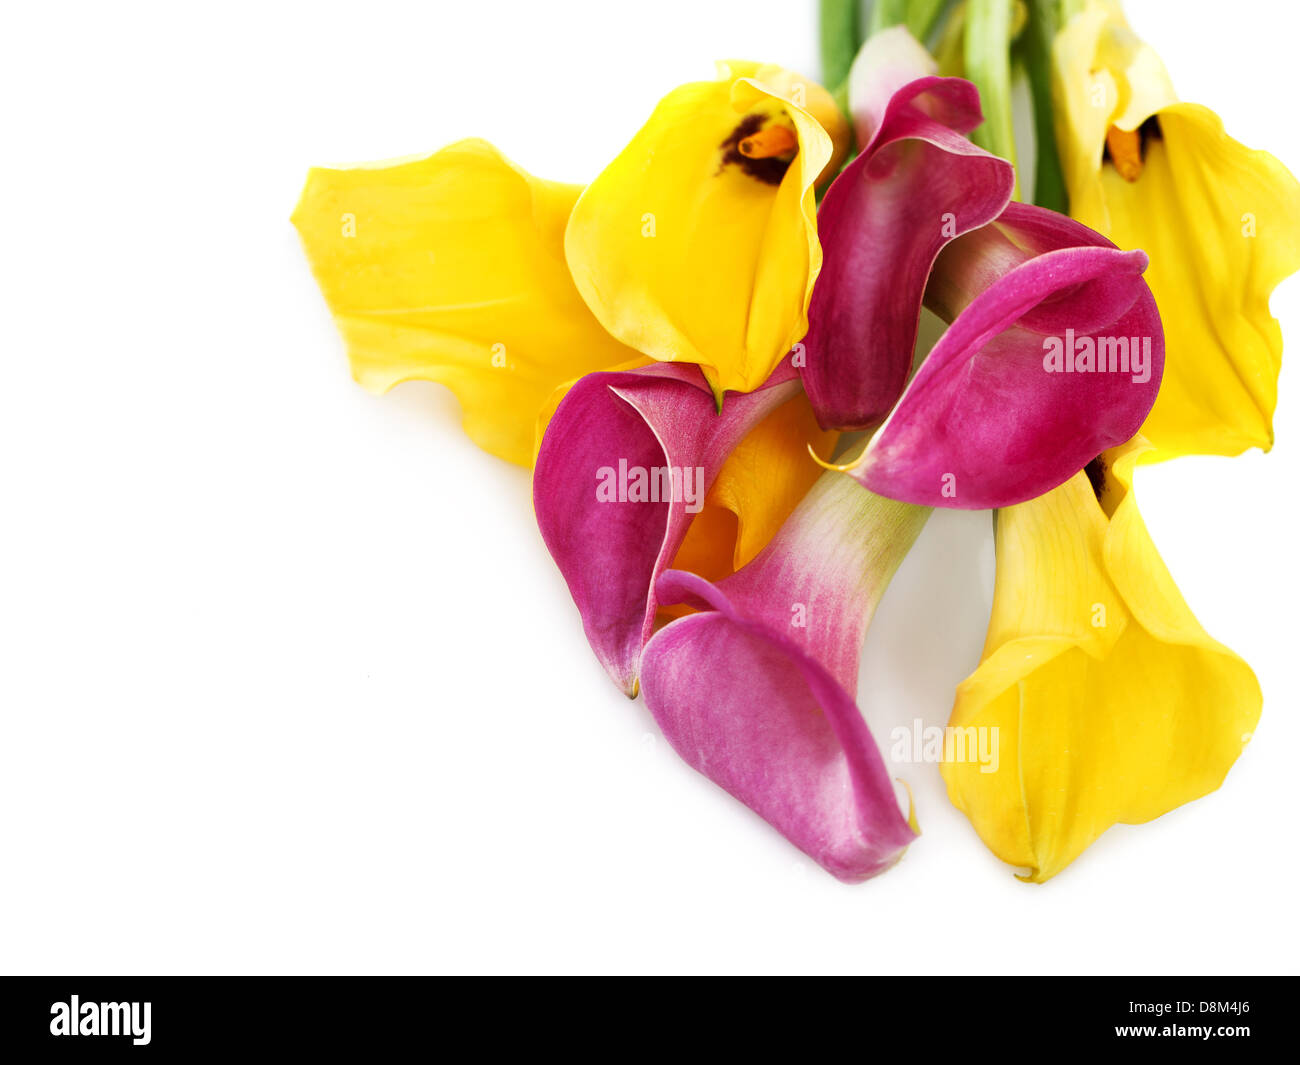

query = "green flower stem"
[[965, 0, 1019, 198], [1023, 0, 1068, 211], [820, 0, 863, 93], [905, 0, 950, 43], [868, 0, 910, 35]]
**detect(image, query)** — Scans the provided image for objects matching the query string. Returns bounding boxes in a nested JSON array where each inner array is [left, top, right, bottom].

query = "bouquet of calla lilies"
[[293, 0, 1299, 883]]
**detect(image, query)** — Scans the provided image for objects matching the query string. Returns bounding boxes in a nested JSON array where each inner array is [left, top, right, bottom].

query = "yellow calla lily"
[[292, 138, 642, 467], [1053, 0, 1300, 460], [943, 438, 1261, 882], [564, 62, 845, 402], [293, 117, 841, 596]]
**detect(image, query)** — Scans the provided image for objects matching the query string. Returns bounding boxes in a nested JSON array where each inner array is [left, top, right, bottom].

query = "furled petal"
[[943, 439, 1261, 882], [801, 27, 1015, 429], [533, 361, 801, 695], [1053, 0, 1300, 459], [564, 62, 842, 399], [641, 472, 930, 881], [840, 202, 1164, 508], [292, 139, 641, 467]]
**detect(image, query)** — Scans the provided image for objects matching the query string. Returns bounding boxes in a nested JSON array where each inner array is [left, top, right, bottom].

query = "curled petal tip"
[[807, 441, 853, 472], [897, 777, 921, 836]]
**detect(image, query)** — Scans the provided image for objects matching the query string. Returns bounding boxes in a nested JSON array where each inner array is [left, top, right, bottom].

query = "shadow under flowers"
[[859, 505, 996, 818]]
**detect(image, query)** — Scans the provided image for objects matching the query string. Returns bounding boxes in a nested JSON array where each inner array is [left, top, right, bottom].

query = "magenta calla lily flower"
[[800, 27, 1015, 430], [837, 201, 1166, 509], [533, 360, 800, 695], [640, 472, 930, 881], [800, 26, 1164, 510]]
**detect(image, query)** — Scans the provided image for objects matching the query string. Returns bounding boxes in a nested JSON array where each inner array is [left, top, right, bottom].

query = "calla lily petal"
[[533, 361, 801, 695], [667, 391, 836, 612], [564, 62, 840, 399], [1054, 0, 1300, 459], [641, 472, 929, 881], [943, 439, 1261, 882], [691, 391, 837, 572], [842, 202, 1164, 509], [802, 27, 1015, 429], [292, 139, 641, 467]]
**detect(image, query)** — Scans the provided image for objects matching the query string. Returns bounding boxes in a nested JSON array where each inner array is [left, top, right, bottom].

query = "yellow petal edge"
[[292, 138, 640, 467]]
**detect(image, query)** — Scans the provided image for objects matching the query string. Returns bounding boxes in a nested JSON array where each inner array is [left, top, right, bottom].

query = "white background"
[[2, 0, 1296, 975]]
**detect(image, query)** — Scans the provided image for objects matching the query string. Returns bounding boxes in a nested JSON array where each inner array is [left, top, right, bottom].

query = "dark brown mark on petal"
[[1084, 453, 1125, 518], [1084, 455, 1108, 502], [718, 113, 794, 186]]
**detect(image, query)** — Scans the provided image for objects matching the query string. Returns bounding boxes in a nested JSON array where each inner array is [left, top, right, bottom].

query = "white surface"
[[1, 0, 1296, 975]]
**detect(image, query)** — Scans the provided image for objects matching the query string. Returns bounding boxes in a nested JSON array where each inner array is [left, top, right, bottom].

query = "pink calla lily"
[[837, 201, 1166, 509], [803, 27, 1164, 510], [800, 27, 1015, 430], [533, 360, 800, 695], [640, 472, 930, 881]]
